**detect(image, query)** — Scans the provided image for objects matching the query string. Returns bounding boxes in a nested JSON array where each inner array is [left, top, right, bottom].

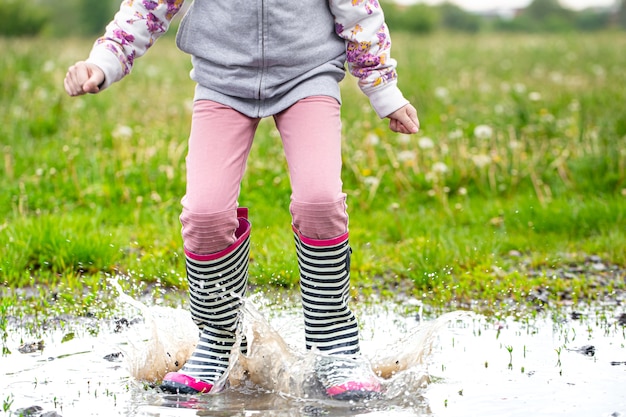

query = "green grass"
[[1, 33, 625, 316]]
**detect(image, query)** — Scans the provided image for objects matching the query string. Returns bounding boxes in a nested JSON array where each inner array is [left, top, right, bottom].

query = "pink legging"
[[181, 96, 349, 255]]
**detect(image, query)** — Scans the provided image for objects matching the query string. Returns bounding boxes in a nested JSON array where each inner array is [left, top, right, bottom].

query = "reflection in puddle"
[[1, 290, 625, 417]]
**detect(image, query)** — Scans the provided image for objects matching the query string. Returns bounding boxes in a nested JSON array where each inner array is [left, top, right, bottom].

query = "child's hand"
[[64, 61, 105, 97], [387, 104, 420, 134]]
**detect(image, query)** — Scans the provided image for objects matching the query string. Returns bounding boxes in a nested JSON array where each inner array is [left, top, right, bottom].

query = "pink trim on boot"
[[292, 225, 348, 247], [185, 210, 251, 261]]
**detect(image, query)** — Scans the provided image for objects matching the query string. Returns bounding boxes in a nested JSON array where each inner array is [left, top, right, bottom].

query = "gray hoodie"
[[87, 0, 408, 118]]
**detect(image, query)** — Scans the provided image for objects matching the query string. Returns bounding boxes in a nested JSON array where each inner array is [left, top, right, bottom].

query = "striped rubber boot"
[[161, 208, 251, 394], [293, 229, 381, 400]]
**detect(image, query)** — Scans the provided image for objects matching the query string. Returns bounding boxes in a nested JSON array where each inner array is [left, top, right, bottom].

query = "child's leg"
[[274, 95, 348, 240], [162, 100, 258, 394], [274, 96, 380, 399], [181, 100, 259, 255]]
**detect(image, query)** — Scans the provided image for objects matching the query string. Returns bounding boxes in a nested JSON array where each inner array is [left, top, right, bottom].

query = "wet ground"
[[1, 289, 625, 417]]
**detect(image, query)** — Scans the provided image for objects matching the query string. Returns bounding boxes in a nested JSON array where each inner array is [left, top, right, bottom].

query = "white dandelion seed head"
[[112, 125, 133, 140], [472, 154, 492, 168], [474, 125, 493, 140], [435, 87, 449, 100], [363, 176, 379, 187], [448, 129, 463, 140], [529, 91, 542, 101], [508, 140, 521, 150], [352, 150, 365, 161], [432, 162, 448, 174], [397, 150, 416, 162], [418, 137, 435, 149], [366, 133, 380, 146], [43, 60, 55, 73]]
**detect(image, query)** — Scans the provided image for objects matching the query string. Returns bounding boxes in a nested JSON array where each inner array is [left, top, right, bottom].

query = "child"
[[65, 0, 419, 400]]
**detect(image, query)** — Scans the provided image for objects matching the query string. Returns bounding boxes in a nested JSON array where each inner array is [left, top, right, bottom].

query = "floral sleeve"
[[329, 0, 408, 118], [86, 0, 185, 90]]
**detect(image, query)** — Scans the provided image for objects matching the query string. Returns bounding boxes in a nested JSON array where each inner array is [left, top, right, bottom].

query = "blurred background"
[[1, 0, 624, 38]]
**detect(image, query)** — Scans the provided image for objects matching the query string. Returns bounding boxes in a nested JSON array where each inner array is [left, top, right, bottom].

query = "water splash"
[[113, 281, 197, 383], [115, 282, 471, 399]]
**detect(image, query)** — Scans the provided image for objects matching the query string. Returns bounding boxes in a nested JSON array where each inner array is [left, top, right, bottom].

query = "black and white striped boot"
[[293, 229, 381, 400], [161, 208, 251, 394]]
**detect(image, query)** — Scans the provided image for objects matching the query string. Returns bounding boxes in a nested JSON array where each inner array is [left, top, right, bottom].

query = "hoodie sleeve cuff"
[[367, 82, 410, 119], [85, 45, 126, 91]]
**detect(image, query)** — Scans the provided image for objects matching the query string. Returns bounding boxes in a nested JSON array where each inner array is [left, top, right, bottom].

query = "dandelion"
[[150, 191, 162, 203], [434, 86, 449, 100], [397, 150, 416, 163], [539, 112, 555, 123], [19, 78, 31, 92], [472, 154, 491, 168], [43, 60, 55, 73], [112, 125, 133, 140], [352, 150, 365, 161], [363, 176, 379, 187], [550, 71, 564, 83], [568, 100, 580, 112], [365, 133, 380, 146], [528, 92, 542, 101], [35, 88, 49, 101], [508, 140, 521, 150], [448, 129, 463, 140], [473, 125, 493, 140], [144, 65, 160, 78], [458, 187, 467, 196], [418, 137, 435, 149], [397, 134, 411, 145], [514, 83, 526, 94], [432, 162, 448, 174]]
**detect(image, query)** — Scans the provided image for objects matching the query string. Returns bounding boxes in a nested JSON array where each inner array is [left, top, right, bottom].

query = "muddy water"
[[2, 290, 625, 417]]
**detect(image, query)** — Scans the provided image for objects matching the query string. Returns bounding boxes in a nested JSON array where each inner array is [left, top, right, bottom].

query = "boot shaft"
[[185, 208, 251, 332], [293, 228, 360, 356]]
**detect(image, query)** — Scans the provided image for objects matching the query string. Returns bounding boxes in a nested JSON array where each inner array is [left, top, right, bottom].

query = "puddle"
[[1, 289, 625, 417]]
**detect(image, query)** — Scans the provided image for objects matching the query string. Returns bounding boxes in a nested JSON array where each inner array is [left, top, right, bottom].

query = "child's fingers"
[[82, 75, 101, 94], [399, 106, 420, 133], [64, 62, 104, 96], [387, 104, 420, 134], [65, 63, 87, 96]]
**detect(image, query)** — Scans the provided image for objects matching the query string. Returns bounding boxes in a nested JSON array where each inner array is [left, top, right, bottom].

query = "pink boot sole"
[[160, 372, 213, 394], [326, 379, 382, 401]]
